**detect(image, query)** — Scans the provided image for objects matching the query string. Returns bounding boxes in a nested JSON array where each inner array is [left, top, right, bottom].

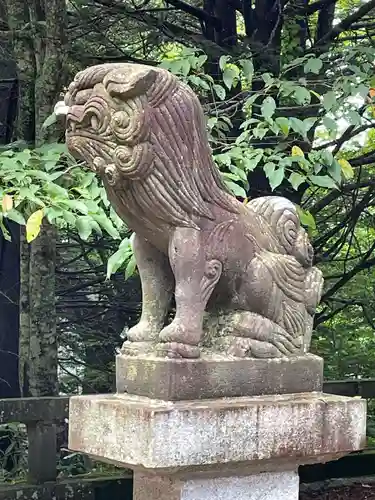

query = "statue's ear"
[[103, 65, 158, 100]]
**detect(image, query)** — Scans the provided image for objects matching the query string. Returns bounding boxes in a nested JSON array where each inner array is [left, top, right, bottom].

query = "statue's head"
[[60, 63, 236, 227], [63, 64, 163, 182]]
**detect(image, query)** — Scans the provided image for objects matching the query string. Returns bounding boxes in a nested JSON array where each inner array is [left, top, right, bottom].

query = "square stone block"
[[69, 392, 366, 473], [116, 354, 323, 400], [133, 470, 299, 500]]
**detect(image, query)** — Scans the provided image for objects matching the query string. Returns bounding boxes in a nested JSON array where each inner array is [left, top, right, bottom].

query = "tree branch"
[[165, 0, 221, 28], [306, 0, 337, 14], [322, 244, 375, 301], [314, 0, 375, 47]]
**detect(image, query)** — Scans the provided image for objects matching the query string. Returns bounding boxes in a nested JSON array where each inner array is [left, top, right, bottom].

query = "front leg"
[[158, 227, 222, 358], [122, 233, 173, 354]]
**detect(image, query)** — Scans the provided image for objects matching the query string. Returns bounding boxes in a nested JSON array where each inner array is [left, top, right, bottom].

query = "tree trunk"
[[19, 225, 58, 396], [5, 0, 67, 397]]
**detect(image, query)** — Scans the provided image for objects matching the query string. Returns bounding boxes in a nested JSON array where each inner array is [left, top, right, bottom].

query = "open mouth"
[[66, 134, 114, 167]]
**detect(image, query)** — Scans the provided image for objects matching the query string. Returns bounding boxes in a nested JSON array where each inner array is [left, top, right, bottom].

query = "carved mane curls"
[[65, 63, 238, 229]]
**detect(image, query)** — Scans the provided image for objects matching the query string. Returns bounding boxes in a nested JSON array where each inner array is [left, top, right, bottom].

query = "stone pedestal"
[[133, 471, 299, 500], [69, 390, 366, 500], [116, 353, 323, 400]]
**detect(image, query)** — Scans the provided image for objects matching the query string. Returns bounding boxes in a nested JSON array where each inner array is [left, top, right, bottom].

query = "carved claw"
[[156, 342, 200, 359], [126, 319, 161, 343], [158, 320, 202, 358], [121, 340, 156, 356], [269, 333, 300, 355]]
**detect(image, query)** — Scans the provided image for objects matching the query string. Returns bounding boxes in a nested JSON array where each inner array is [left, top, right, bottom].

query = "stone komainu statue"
[[63, 63, 323, 359]]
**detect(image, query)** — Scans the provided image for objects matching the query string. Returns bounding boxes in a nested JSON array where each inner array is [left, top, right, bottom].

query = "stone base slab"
[[116, 353, 323, 400], [133, 470, 299, 500], [69, 392, 366, 473]]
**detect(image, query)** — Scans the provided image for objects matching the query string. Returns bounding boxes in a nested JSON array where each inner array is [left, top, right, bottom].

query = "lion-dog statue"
[[62, 63, 323, 359]]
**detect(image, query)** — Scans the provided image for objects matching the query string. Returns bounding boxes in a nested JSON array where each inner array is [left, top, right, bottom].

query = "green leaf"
[[289, 117, 307, 138], [223, 67, 237, 89], [219, 55, 230, 70], [48, 170, 65, 181], [125, 255, 137, 280], [180, 58, 191, 76], [213, 84, 226, 100], [261, 73, 273, 85], [328, 160, 341, 183], [46, 183, 69, 198], [261, 96, 276, 119], [240, 59, 254, 80], [4, 209, 26, 225], [90, 218, 103, 236], [167, 59, 184, 75], [188, 75, 210, 90], [81, 172, 96, 188], [268, 167, 285, 191], [323, 116, 338, 137], [253, 127, 267, 139], [42, 112, 57, 129], [62, 210, 76, 225], [91, 213, 120, 239], [45, 207, 64, 223], [303, 117, 317, 131], [16, 149, 31, 165], [76, 216, 92, 240], [196, 54, 207, 68], [347, 110, 361, 126], [304, 58, 323, 74], [296, 207, 316, 230], [309, 175, 337, 189], [110, 207, 125, 230], [294, 87, 311, 105], [215, 153, 232, 167], [353, 83, 369, 99], [323, 91, 337, 111], [275, 117, 290, 136], [321, 150, 334, 166], [0, 215, 11, 241], [62, 199, 89, 214], [289, 172, 306, 191], [36, 143, 67, 157], [338, 158, 355, 180], [224, 180, 247, 198], [264, 162, 275, 178], [242, 156, 261, 172], [229, 164, 248, 181], [107, 246, 131, 279]]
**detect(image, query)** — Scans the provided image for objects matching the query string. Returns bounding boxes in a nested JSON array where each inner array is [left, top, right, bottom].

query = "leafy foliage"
[[0, 143, 137, 278]]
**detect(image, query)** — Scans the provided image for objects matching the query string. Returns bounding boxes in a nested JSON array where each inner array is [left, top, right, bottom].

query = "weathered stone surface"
[[133, 470, 299, 500], [116, 353, 323, 400], [0, 396, 68, 423], [69, 392, 366, 473], [0, 476, 132, 500], [62, 63, 324, 360], [27, 422, 57, 484]]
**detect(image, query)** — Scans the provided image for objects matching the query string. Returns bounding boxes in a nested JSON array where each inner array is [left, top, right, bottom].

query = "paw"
[[269, 333, 301, 356], [121, 340, 156, 356], [156, 342, 200, 359], [159, 319, 202, 346], [127, 319, 161, 342]]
